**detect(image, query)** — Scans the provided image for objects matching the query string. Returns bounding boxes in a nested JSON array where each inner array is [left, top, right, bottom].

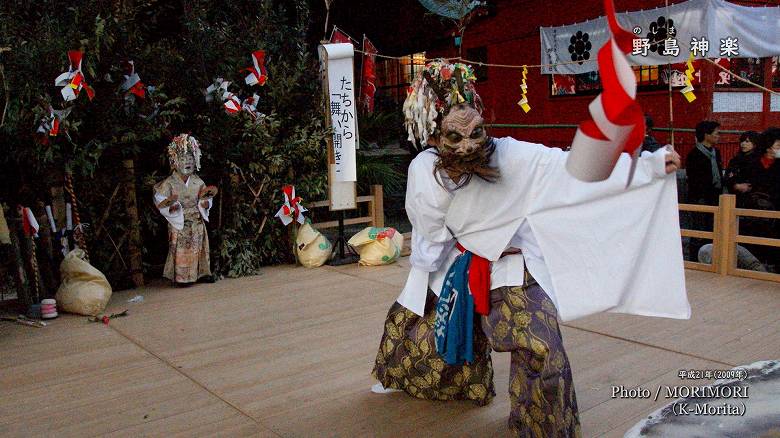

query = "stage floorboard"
[[2, 259, 779, 437]]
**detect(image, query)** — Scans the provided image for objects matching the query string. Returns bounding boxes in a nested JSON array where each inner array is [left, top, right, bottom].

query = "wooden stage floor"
[[2, 258, 779, 437]]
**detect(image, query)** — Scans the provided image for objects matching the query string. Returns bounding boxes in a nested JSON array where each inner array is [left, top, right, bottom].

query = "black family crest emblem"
[[568, 31, 592, 64], [647, 16, 676, 54]]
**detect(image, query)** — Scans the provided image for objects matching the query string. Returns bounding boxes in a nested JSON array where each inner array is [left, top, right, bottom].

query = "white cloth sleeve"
[[409, 229, 454, 273], [397, 151, 455, 316], [519, 145, 688, 322], [527, 146, 669, 212], [404, 152, 454, 244], [197, 197, 213, 222], [154, 192, 184, 231]]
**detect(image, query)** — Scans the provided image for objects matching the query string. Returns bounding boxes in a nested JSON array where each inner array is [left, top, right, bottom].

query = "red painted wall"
[[427, 0, 780, 167]]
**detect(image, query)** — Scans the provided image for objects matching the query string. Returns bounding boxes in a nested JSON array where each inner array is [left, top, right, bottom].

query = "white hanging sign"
[[320, 43, 358, 182]]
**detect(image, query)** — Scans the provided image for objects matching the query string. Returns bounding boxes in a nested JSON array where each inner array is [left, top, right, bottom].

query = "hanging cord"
[[353, 48, 598, 69], [672, 36, 779, 95], [352, 49, 780, 96], [702, 57, 778, 95]]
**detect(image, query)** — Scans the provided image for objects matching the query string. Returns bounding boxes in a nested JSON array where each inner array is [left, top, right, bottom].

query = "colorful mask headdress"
[[402, 59, 483, 148], [167, 134, 202, 171]]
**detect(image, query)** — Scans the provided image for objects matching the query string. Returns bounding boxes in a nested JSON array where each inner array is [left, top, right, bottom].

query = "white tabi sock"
[[371, 383, 402, 394]]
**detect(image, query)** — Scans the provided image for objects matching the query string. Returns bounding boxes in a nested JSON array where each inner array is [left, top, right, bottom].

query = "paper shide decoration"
[[517, 66, 530, 113], [19, 206, 40, 238], [681, 53, 697, 103], [224, 91, 242, 114], [203, 51, 269, 120], [274, 185, 307, 226], [40, 51, 94, 142], [118, 60, 162, 121], [120, 60, 146, 100], [54, 50, 95, 102], [203, 78, 242, 115], [36, 106, 72, 142], [244, 50, 268, 87], [241, 93, 264, 120]]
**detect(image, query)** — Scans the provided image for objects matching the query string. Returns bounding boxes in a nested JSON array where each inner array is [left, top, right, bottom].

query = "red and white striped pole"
[[566, 0, 645, 185]]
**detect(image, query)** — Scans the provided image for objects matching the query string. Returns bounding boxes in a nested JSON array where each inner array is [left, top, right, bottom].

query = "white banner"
[[541, 0, 780, 74], [712, 92, 763, 113], [320, 43, 358, 182]]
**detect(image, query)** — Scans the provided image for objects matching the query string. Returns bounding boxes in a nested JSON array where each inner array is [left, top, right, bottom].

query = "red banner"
[[329, 27, 352, 44], [360, 36, 378, 113]]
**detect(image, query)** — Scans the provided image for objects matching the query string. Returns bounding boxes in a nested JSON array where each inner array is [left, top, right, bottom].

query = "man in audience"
[[686, 121, 724, 206], [685, 121, 724, 260], [642, 115, 663, 153]]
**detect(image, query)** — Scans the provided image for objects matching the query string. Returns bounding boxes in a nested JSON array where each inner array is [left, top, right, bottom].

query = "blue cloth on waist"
[[433, 251, 475, 366]]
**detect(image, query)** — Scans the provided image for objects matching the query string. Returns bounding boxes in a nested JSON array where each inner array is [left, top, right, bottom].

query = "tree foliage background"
[[0, 0, 333, 288]]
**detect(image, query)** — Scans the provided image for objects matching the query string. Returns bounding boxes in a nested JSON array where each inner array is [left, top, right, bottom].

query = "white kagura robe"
[[397, 137, 690, 322]]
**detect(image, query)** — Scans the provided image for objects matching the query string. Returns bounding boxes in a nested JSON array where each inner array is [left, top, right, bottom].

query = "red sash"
[[455, 243, 491, 316]]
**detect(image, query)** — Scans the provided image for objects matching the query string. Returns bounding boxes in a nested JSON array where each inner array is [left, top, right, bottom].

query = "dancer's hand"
[[199, 185, 218, 199], [157, 194, 178, 209], [169, 202, 181, 214], [664, 145, 680, 174], [200, 200, 210, 209]]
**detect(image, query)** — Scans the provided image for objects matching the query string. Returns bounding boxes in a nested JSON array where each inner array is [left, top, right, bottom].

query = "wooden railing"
[[401, 232, 411, 257], [310, 189, 779, 283], [309, 185, 384, 230], [681, 194, 780, 283], [679, 202, 721, 273]]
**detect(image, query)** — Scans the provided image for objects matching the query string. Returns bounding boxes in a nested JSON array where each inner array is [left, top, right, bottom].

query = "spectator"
[[697, 243, 767, 272], [724, 130, 760, 208], [749, 127, 780, 210], [742, 128, 780, 271], [686, 120, 723, 206], [685, 121, 723, 261], [642, 115, 663, 153]]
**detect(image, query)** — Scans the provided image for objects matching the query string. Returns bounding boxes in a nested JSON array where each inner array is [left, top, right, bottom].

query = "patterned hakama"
[[482, 277, 580, 437], [373, 289, 496, 405], [373, 273, 580, 437]]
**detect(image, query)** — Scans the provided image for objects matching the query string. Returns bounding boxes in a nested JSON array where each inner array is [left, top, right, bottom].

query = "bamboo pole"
[[370, 185, 384, 227], [323, 0, 333, 42], [664, 0, 675, 148], [36, 202, 57, 294], [668, 70, 675, 147], [0, 47, 10, 129], [9, 218, 30, 307], [122, 159, 144, 287], [50, 186, 67, 254]]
